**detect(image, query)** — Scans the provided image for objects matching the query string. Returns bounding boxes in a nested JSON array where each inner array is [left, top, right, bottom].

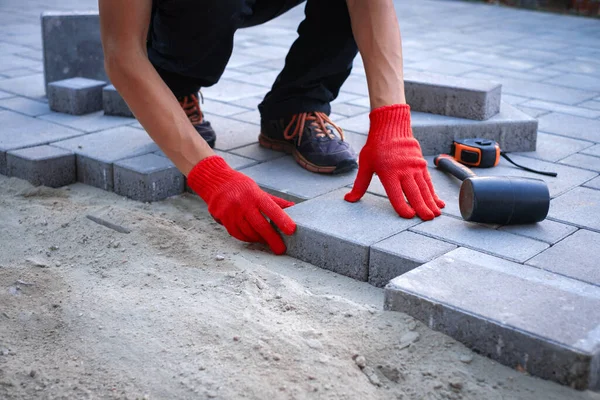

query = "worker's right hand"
[[187, 155, 296, 255]]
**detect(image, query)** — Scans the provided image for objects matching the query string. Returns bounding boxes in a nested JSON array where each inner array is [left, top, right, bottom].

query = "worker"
[[98, 0, 445, 255]]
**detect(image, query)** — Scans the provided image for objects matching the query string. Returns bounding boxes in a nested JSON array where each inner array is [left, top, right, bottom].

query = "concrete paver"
[[512, 132, 594, 162], [0, 96, 51, 117], [228, 143, 285, 163], [410, 215, 549, 263], [385, 247, 600, 390], [6, 145, 75, 187], [584, 176, 600, 190], [520, 99, 600, 119], [0, 73, 46, 99], [102, 85, 133, 118], [39, 111, 133, 133], [498, 219, 577, 245], [549, 186, 600, 232], [559, 153, 600, 173], [284, 189, 420, 281], [369, 231, 456, 287], [404, 71, 501, 120], [0, 110, 82, 174], [52, 126, 158, 191], [47, 77, 106, 115], [538, 112, 600, 143], [241, 156, 356, 203], [582, 145, 600, 158], [113, 154, 185, 202], [41, 11, 106, 89], [527, 229, 600, 287]]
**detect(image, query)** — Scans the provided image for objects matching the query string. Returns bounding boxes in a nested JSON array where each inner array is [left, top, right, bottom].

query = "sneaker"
[[178, 93, 216, 148], [259, 112, 357, 174]]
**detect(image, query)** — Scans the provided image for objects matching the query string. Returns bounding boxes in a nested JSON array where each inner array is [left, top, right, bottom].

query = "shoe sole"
[[258, 133, 357, 175]]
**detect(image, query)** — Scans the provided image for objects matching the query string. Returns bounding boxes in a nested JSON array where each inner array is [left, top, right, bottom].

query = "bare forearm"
[[346, 0, 406, 109], [99, 0, 213, 176], [105, 55, 214, 175]]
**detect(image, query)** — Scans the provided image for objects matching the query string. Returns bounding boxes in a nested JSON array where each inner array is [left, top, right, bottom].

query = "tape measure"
[[450, 138, 500, 168], [449, 138, 557, 177]]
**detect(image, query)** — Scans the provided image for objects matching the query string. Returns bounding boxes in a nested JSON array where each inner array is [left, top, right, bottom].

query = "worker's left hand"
[[344, 104, 445, 221]]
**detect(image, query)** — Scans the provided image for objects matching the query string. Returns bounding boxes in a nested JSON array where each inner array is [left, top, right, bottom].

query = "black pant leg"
[[147, 0, 304, 98], [258, 0, 359, 119]]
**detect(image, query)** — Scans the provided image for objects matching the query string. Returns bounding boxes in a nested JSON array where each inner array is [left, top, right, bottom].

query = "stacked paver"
[[1, 2, 599, 391]]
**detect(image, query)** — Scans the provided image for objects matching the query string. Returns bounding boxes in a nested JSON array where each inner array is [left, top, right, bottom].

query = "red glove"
[[345, 104, 445, 221], [187, 155, 296, 255]]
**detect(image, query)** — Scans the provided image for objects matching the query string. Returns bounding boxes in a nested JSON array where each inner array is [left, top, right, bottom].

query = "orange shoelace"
[[179, 93, 204, 125], [283, 112, 345, 146]]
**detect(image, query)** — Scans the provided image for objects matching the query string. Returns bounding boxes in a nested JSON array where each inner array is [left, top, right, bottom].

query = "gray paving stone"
[[102, 85, 133, 118], [516, 106, 550, 118], [230, 109, 260, 126], [52, 126, 159, 191], [330, 102, 369, 118], [513, 132, 594, 162], [0, 66, 40, 80], [502, 94, 531, 106], [538, 113, 600, 143], [498, 219, 577, 245], [548, 60, 600, 77], [241, 156, 356, 203], [0, 73, 46, 99], [559, 153, 600, 172], [229, 143, 285, 163], [228, 96, 263, 110], [113, 154, 184, 202], [203, 100, 252, 117], [39, 111, 133, 133], [342, 102, 538, 155], [581, 145, 600, 158], [464, 67, 560, 83], [369, 231, 456, 287], [283, 189, 420, 281], [406, 58, 481, 76], [510, 48, 572, 63], [6, 145, 75, 187], [0, 96, 50, 116], [549, 187, 600, 232], [0, 54, 40, 72], [228, 70, 280, 88], [498, 77, 597, 105], [47, 77, 106, 115], [41, 12, 106, 90], [579, 100, 600, 112], [584, 176, 600, 190], [410, 215, 549, 263], [205, 115, 261, 151], [341, 75, 368, 96], [545, 73, 600, 92], [0, 90, 13, 100], [527, 229, 599, 287], [445, 51, 545, 71], [403, 71, 501, 120], [0, 110, 82, 175], [202, 79, 268, 102], [520, 99, 600, 119], [384, 247, 600, 390]]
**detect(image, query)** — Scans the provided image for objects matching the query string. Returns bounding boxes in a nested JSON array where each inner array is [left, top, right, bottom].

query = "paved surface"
[[1, 0, 600, 390]]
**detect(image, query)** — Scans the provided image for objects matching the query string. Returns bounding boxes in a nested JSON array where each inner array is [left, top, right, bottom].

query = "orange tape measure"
[[450, 138, 500, 168], [449, 138, 557, 177]]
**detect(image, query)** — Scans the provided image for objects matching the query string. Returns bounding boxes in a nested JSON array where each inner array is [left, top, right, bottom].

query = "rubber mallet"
[[434, 154, 550, 225]]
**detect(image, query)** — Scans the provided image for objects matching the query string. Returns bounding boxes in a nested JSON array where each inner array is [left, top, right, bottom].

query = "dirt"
[[1, 175, 599, 400]]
